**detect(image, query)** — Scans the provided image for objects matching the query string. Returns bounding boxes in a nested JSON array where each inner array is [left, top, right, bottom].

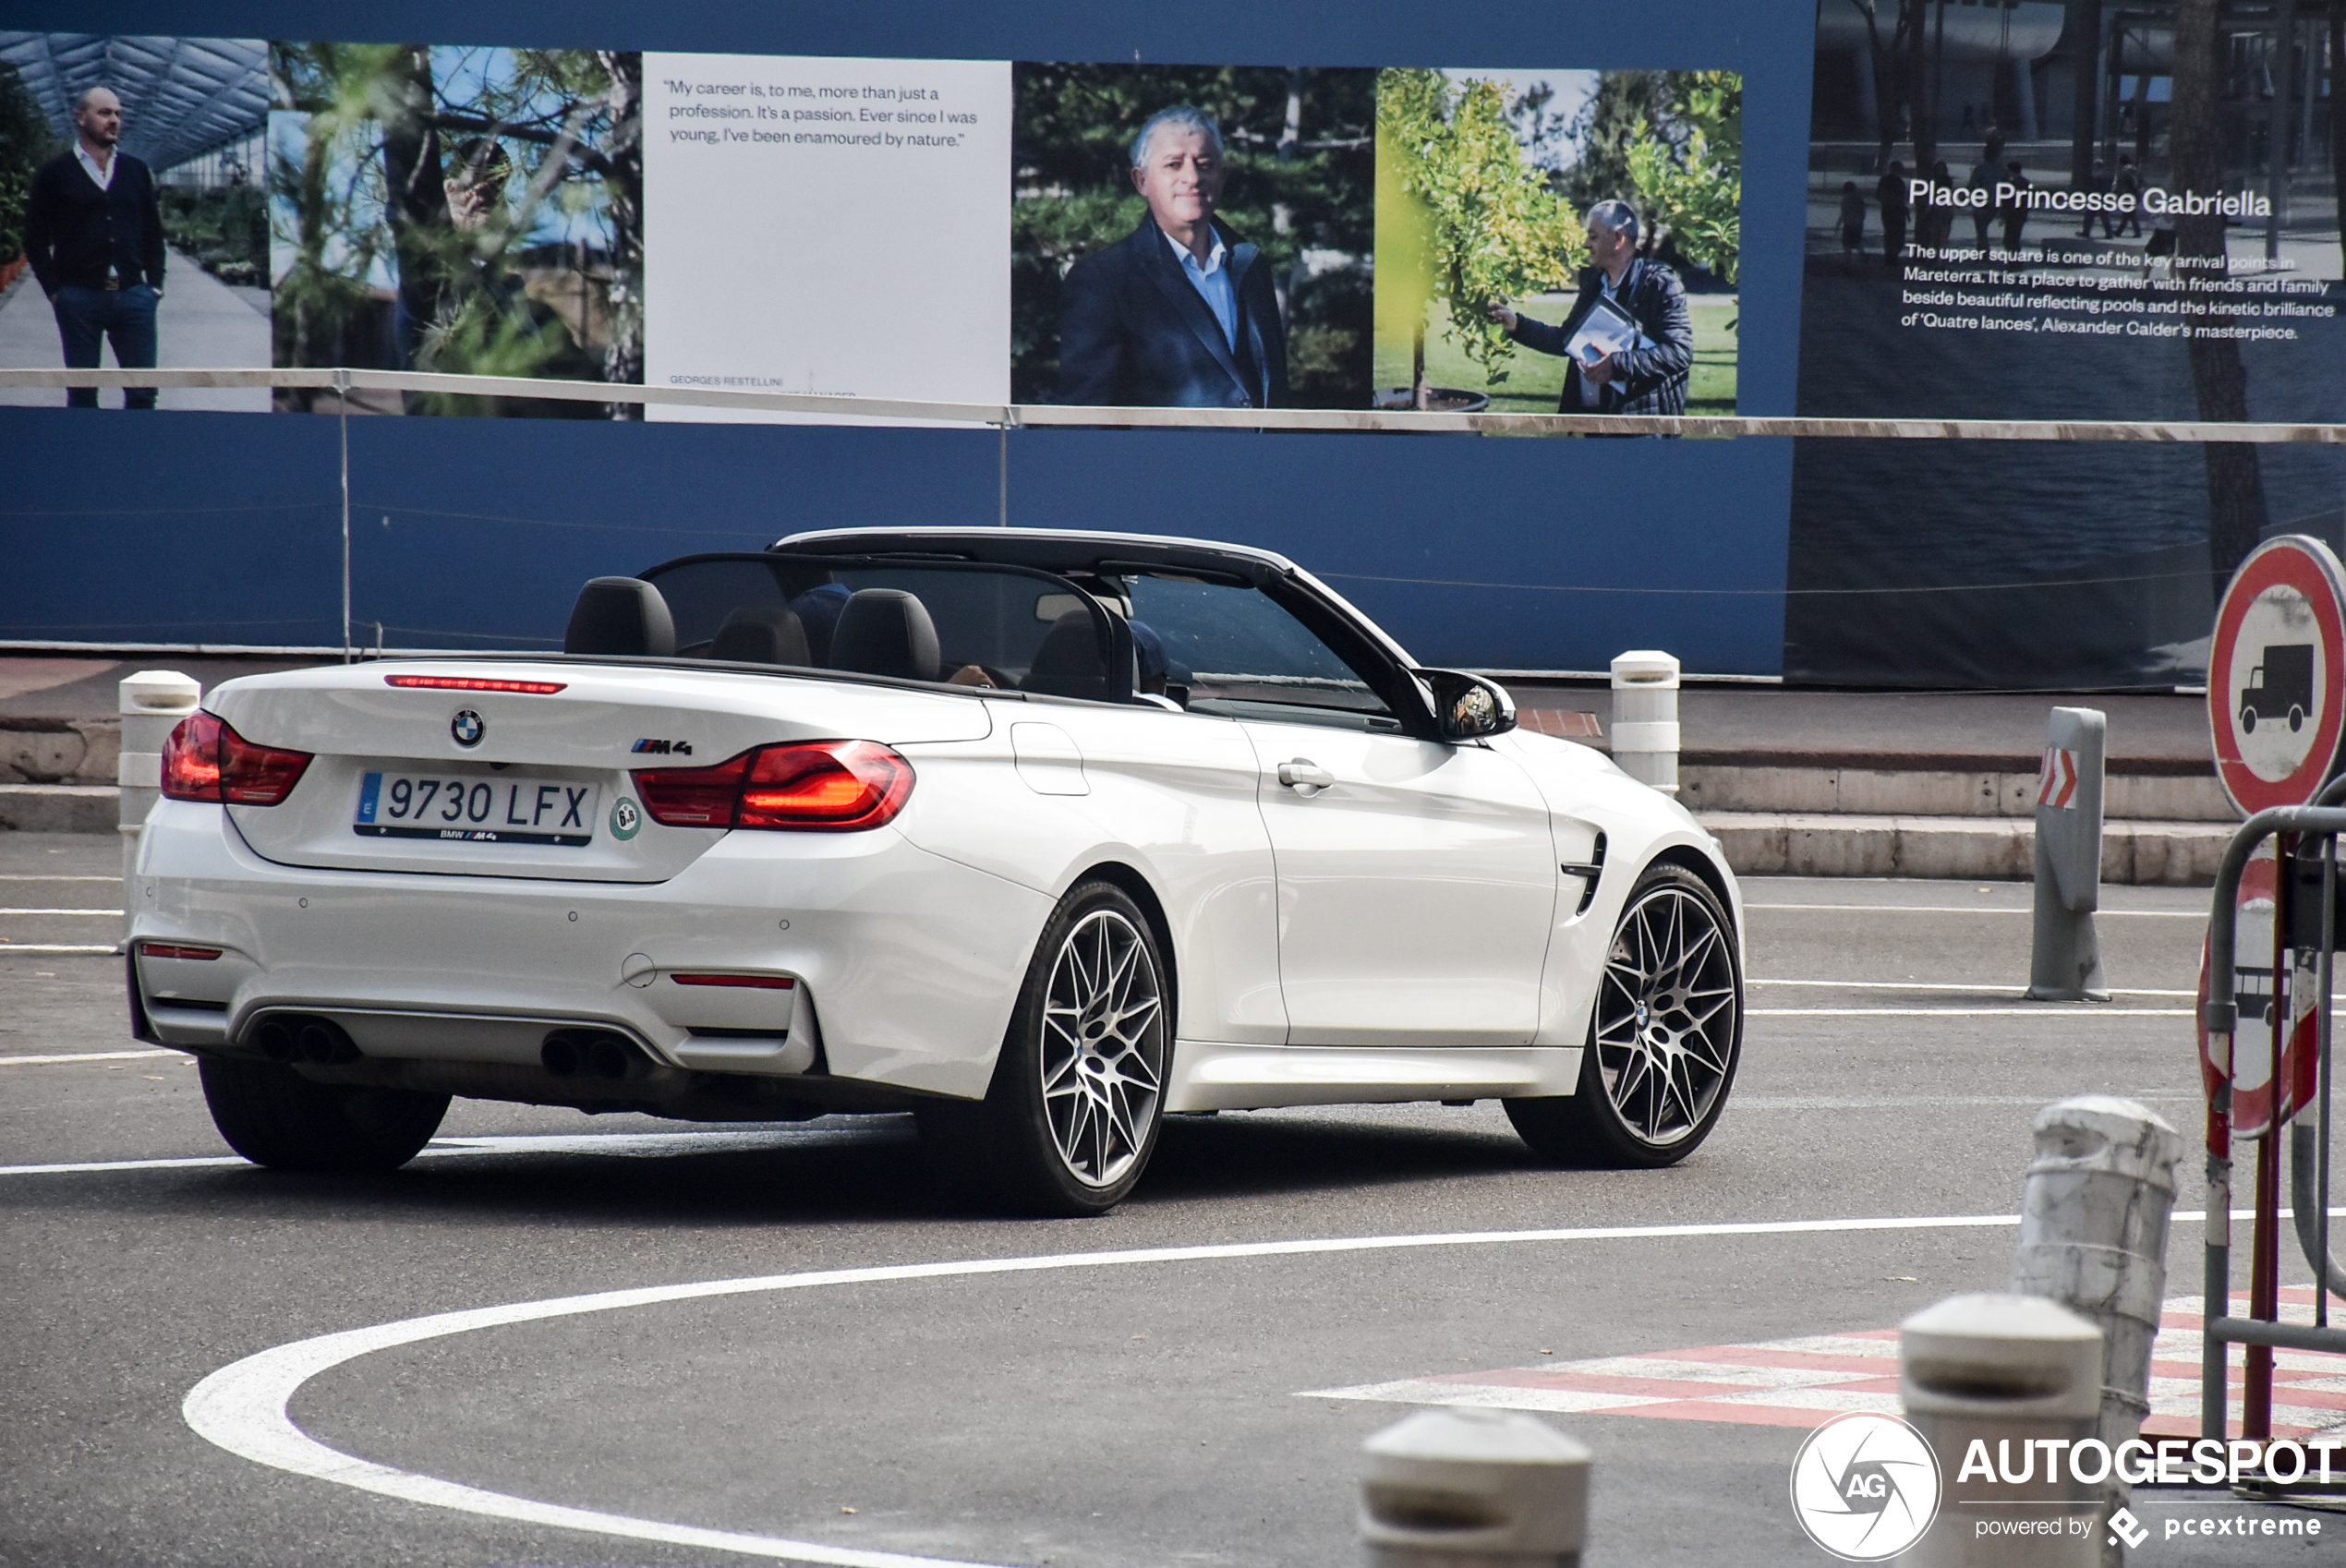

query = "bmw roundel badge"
[[451, 709, 485, 747]]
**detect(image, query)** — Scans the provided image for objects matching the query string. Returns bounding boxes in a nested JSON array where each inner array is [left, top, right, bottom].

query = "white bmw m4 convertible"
[[128, 528, 1743, 1212]]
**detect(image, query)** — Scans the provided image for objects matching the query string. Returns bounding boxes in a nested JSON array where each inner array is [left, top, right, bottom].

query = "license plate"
[[356, 772, 599, 846]]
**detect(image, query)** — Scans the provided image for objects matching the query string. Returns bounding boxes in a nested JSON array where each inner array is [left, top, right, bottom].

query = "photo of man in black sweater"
[[24, 84, 165, 409]]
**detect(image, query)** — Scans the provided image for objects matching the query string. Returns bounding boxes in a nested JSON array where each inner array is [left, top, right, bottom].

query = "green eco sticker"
[[610, 797, 642, 840]]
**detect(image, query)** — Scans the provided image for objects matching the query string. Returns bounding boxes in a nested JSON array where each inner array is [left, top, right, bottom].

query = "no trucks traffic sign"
[[2208, 535, 2346, 818]]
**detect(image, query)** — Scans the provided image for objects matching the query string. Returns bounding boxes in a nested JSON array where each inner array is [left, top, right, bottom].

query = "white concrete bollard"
[[1609, 650, 1680, 796], [1359, 1407, 1591, 1568], [2010, 1096, 2180, 1566], [2010, 1096, 2181, 1444], [118, 671, 201, 948], [1902, 1293, 2103, 1568]]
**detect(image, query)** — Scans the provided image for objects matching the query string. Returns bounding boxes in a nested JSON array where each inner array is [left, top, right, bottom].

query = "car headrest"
[[829, 588, 939, 681], [565, 577, 676, 657], [1024, 610, 1108, 701], [709, 605, 810, 667]]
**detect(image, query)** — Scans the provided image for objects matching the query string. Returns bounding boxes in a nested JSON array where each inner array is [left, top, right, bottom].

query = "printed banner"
[[0, 33, 1739, 431], [1789, 2, 2346, 688]]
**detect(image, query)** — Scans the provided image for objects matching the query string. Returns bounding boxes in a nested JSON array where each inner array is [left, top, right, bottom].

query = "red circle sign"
[[2208, 536, 2346, 816]]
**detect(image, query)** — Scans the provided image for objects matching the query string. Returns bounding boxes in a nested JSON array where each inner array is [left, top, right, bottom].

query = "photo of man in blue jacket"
[[1054, 104, 1288, 410]]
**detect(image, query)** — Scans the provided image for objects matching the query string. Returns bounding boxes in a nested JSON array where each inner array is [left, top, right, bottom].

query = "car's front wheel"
[[1506, 862, 1741, 1168], [199, 1057, 448, 1172], [919, 880, 1170, 1214]]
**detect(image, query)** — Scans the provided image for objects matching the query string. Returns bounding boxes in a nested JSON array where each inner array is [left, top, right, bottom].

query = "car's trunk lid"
[[209, 660, 990, 882]]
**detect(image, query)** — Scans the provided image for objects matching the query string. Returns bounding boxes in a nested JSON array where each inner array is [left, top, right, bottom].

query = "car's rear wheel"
[[919, 880, 1169, 1215], [199, 1057, 448, 1172], [1506, 863, 1741, 1168]]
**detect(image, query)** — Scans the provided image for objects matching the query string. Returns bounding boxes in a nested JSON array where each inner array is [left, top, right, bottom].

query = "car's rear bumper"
[[129, 800, 1051, 1099]]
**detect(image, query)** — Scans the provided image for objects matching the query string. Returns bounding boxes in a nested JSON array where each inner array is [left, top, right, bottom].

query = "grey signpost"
[[2027, 706, 2109, 1002]]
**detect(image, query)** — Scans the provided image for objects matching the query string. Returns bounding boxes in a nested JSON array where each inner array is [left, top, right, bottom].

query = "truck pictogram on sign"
[[2239, 643, 2314, 734]]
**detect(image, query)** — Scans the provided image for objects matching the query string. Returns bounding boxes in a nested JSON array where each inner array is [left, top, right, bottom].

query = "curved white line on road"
[[186, 1212, 2031, 1565]]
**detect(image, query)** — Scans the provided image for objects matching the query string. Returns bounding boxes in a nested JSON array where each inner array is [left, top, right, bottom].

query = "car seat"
[[564, 577, 677, 657], [829, 588, 940, 681], [709, 604, 811, 667], [1024, 610, 1109, 701]]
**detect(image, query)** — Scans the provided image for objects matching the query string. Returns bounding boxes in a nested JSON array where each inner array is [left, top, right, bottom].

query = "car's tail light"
[[139, 941, 223, 960], [670, 972, 795, 989], [385, 674, 567, 694], [162, 711, 313, 806], [635, 740, 913, 831]]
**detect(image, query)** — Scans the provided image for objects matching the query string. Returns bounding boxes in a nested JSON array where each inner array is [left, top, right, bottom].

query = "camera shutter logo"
[[450, 709, 485, 747], [1788, 1411, 1941, 1562]]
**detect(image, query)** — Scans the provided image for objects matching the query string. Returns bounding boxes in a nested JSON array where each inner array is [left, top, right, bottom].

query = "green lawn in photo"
[[1372, 295, 1738, 416]]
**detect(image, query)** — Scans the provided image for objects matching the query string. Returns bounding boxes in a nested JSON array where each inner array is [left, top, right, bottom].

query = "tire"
[[917, 881, 1170, 1215], [1505, 863, 1742, 1169], [199, 1056, 448, 1172], [2242, 707, 2257, 733]]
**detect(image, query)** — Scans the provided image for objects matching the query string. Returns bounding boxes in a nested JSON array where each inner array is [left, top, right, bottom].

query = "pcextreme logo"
[[1789, 1412, 1941, 1562]]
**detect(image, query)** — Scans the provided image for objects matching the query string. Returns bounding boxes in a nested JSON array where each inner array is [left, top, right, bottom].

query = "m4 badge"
[[631, 739, 693, 755]]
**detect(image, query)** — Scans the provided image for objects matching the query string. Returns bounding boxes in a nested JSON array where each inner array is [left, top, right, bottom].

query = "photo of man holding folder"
[[1486, 199, 1693, 416]]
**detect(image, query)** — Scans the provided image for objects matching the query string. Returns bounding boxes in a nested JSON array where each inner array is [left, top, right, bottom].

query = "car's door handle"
[[1276, 759, 1335, 792]]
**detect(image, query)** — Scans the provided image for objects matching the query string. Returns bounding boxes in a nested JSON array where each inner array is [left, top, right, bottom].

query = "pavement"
[[2, 828, 2332, 1566], [0, 246, 272, 413]]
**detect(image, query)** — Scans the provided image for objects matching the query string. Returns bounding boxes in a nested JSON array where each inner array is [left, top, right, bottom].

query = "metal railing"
[[18, 364, 2346, 442], [2200, 778, 2346, 1445]]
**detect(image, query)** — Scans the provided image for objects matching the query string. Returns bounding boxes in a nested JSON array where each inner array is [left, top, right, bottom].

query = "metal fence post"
[[1609, 650, 1680, 796], [116, 671, 201, 949], [1359, 1407, 1590, 1568], [2028, 706, 2109, 1002]]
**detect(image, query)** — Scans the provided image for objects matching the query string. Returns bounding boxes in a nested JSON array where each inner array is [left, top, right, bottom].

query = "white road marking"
[[175, 1204, 2343, 1563], [1750, 1007, 2191, 1018], [0, 907, 123, 916], [0, 1049, 177, 1067], [0, 944, 115, 953], [1734, 1093, 2199, 1110], [0, 874, 122, 882], [1747, 903, 2203, 919], [1751, 978, 2196, 998], [0, 1128, 889, 1177], [2, 1155, 250, 1176]]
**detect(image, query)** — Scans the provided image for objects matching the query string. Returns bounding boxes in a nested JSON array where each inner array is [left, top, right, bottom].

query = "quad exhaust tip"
[[246, 1014, 357, 1065], [542, 1029, 647, 1080]]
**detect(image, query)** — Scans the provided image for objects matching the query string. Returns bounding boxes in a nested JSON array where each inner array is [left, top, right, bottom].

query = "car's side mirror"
[[1416, 669, 1518, 742]]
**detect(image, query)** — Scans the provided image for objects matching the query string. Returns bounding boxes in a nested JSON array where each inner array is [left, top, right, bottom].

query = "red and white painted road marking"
[[2036, 746, 2078, 808], [1303, 1285, 2346, 1439]]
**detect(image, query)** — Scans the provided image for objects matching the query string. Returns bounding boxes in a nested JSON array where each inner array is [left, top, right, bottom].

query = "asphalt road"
[[3, 830, 2339, 1568]]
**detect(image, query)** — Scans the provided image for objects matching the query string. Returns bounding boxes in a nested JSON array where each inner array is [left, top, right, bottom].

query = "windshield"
[[1124, 573, 1396, 727]]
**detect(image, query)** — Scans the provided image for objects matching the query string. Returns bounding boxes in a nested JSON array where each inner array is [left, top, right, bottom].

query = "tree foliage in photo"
[[1626, 70, 1741, 285], [0, 59, 56, 269], [1011, 64, 1374, 406], [1376, 68, 1584, 385], [268, 42, 641, 416]]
